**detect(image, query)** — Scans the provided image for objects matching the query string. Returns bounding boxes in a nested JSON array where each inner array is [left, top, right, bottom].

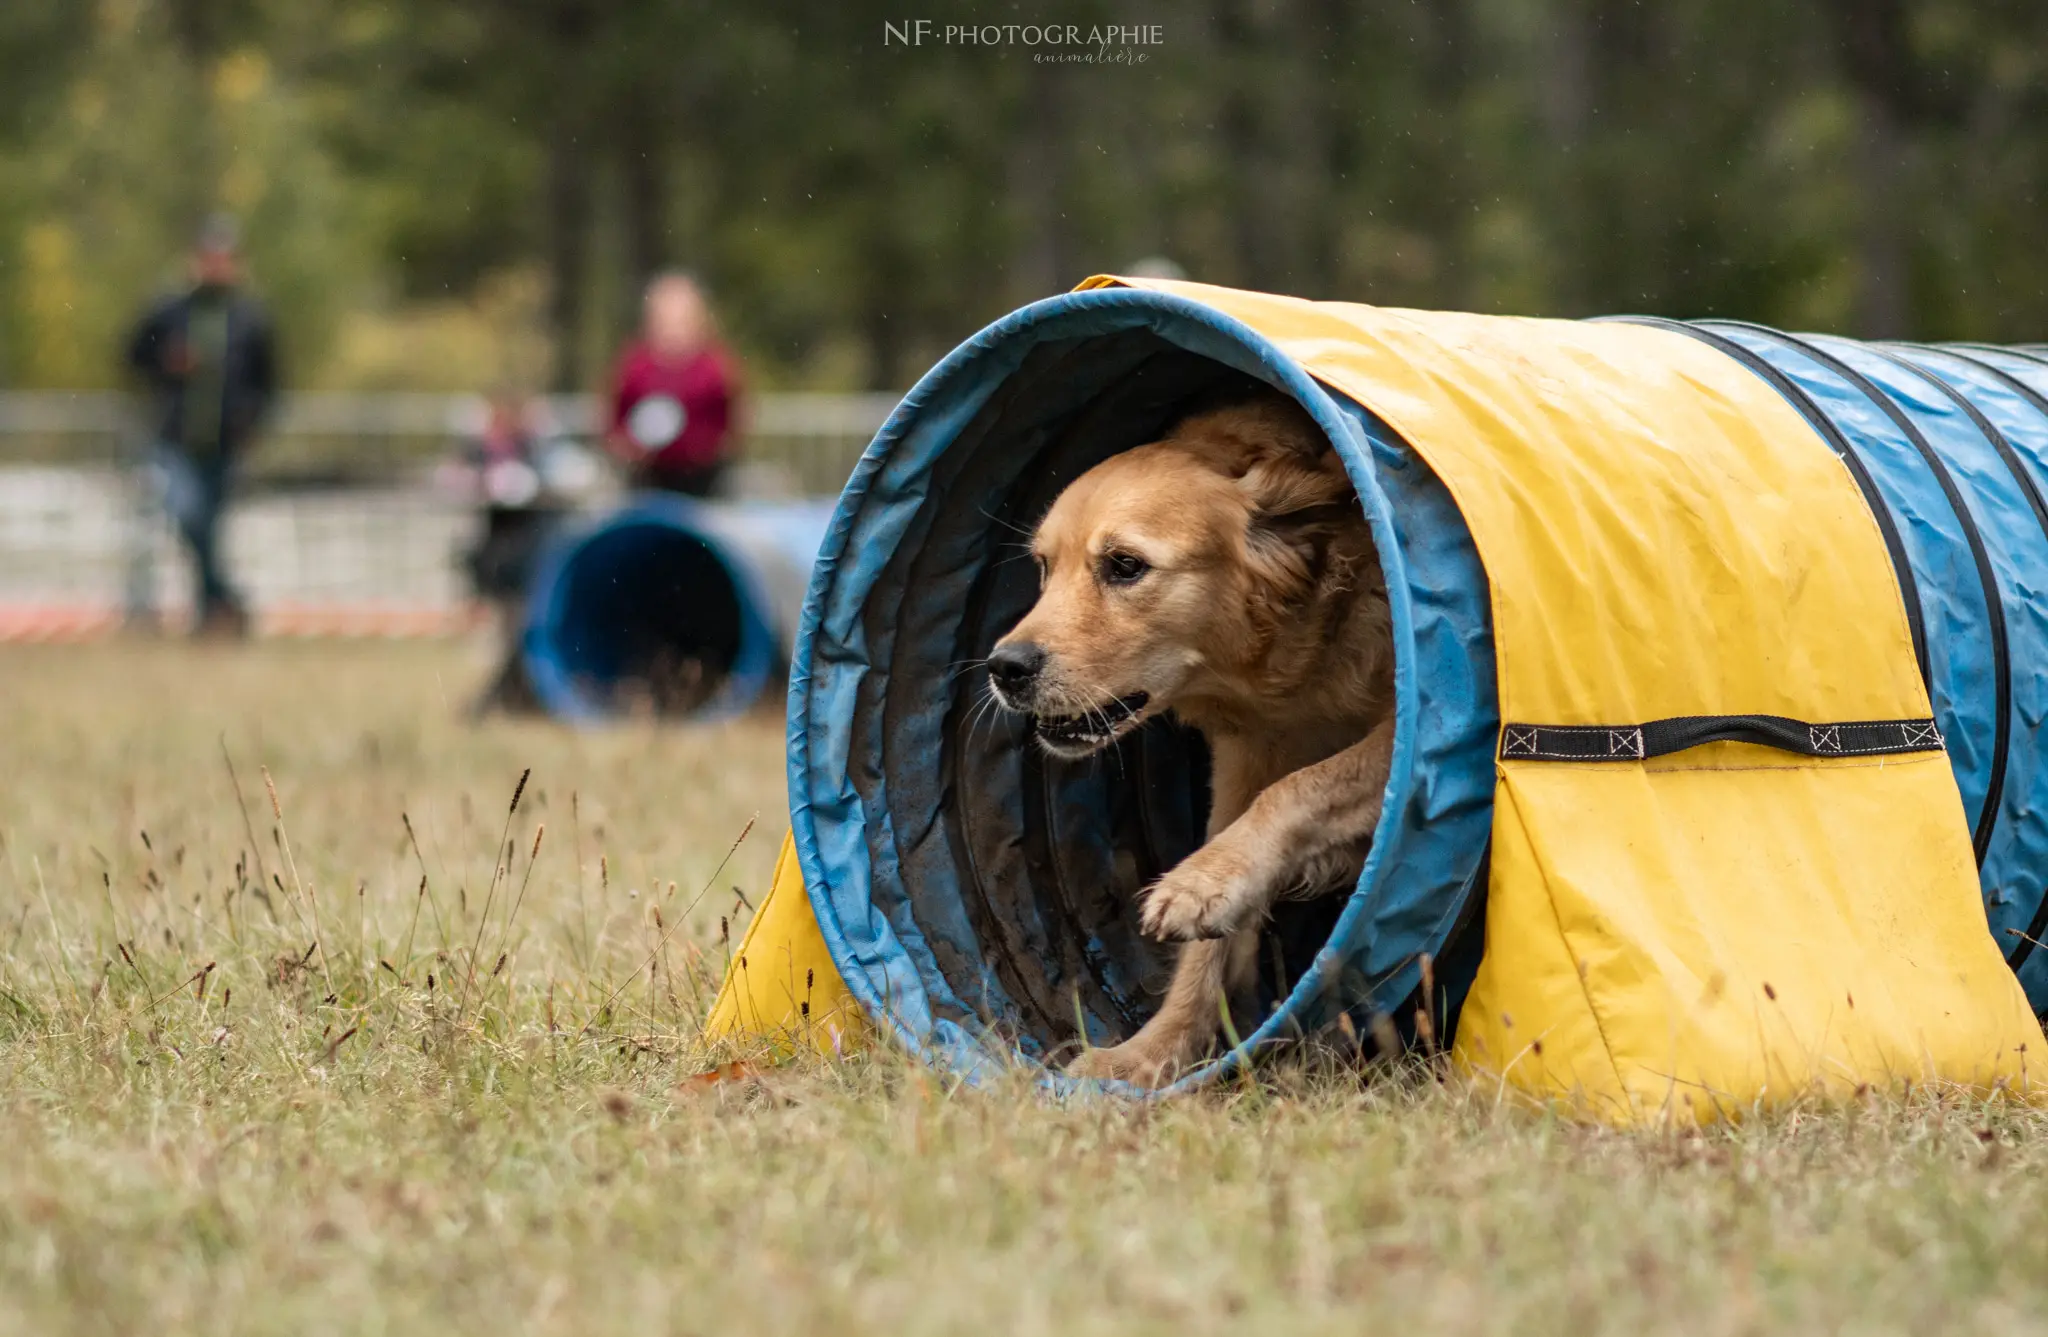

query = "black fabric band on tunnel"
[[1499, 714, 1945, 762]]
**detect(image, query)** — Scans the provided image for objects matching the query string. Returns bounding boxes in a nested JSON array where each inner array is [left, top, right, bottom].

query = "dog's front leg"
[[1066, 929, 1261, 1086], [1141, 720, 1395, 943]]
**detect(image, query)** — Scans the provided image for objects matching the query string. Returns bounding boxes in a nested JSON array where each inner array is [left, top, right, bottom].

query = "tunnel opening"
[[789, 288, 1502, 1087], [524, 503, 775, 723]]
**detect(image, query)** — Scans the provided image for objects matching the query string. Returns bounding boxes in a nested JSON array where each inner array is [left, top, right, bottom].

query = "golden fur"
[[987, 391, 1396, 1086]]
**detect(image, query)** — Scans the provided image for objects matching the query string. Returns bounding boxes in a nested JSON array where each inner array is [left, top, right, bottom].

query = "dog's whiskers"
[[978, 506, 1037, 541], [943, 657, 991, 685], [967, 681, 1008, 754], [1100, 701, 1135, 776], [1099, 701, 1130, 778]]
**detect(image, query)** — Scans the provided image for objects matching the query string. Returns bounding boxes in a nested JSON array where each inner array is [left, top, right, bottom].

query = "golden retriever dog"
[[986, 391, 1396, 1087]]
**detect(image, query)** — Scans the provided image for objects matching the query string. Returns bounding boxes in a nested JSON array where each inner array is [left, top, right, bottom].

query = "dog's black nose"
[[987, 642, 1046, 695]]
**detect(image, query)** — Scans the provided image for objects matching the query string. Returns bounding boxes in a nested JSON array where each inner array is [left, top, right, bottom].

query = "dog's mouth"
[[1029, 691, 1152, 758]]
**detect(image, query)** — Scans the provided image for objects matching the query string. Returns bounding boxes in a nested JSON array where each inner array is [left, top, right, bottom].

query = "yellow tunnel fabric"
[[704, 831, 868, 1056], [1083, 276, 2042, 1118]]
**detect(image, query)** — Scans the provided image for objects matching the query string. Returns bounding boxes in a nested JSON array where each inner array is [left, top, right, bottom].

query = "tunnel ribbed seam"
[[1949, 343, 2048, 373], [1896, 344, 2048, 974], [1694, 321, 2009, 871]]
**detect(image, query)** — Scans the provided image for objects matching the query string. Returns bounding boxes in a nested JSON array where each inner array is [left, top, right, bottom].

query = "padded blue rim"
[[522, 492, 779, 726], [784, 288, 1428, 1092]]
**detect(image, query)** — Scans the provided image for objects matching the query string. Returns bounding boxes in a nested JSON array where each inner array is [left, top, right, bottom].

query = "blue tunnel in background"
[[778, 287, 2048, 1089], [522, 495, 833, 723]]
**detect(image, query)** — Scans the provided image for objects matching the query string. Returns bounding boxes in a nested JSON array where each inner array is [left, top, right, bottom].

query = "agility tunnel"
[[712, 277, 2048, 1119], [521, 495, 833, 723]]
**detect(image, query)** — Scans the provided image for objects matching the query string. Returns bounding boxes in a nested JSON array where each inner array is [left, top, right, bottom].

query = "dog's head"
[[988, 394, 1363, 759]]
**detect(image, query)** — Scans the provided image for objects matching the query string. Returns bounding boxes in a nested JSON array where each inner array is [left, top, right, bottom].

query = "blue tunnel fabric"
[[1896, 345, 2048, 990], [783, 289, 2048, 1087]]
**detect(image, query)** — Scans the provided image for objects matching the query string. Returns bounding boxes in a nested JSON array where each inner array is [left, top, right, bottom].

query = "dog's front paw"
[[1066, 1041, 1181, 1088], [1139, 851, 1250, 942]]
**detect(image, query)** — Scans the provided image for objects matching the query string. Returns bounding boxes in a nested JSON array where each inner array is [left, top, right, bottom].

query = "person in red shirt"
[[604, 272, 742, 497]]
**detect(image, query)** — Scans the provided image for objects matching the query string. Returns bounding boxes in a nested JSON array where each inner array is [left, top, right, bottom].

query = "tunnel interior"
[[930, 342, 1355, 1059]]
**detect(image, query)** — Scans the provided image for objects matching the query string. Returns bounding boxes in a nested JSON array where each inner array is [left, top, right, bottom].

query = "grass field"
[[4, 639, 2048, 1336]]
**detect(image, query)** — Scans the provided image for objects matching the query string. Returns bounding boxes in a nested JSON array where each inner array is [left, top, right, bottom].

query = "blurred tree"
[[0, 0, 94, 376], [5, 0, 2048, 393]]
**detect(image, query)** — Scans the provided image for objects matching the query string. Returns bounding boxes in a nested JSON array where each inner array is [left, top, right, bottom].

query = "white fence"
[[0, 388, 898, 493], [0, 390, 897, 638]]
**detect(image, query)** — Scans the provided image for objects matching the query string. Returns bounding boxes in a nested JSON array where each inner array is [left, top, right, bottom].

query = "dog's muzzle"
[[1023, 691, 1152, 757]]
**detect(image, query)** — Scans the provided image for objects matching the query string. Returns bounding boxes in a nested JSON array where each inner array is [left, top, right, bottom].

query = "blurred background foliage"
[[1, 0, 2045, 394]]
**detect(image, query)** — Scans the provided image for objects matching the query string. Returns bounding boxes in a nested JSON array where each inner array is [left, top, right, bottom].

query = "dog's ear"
[[1208, 400, 1357, 597], [1165, 394, 1362, 596], [1169, 395, 1344, 503], [1241, 448, 1360, 599]]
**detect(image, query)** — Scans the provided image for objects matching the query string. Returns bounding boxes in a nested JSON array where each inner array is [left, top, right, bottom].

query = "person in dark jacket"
[[125, 215, 278, 636]]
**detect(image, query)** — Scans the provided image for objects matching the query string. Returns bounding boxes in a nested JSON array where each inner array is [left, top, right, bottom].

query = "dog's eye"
[[1099, 551, 1151, 586]]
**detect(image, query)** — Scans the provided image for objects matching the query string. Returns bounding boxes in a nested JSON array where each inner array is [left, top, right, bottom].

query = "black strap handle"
[[1499, 714, 1943, 763]]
